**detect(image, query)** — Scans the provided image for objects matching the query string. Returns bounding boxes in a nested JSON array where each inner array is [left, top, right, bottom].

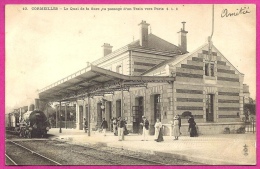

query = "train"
[[5, 112, 19, 131], [6, 110, 50, 138]]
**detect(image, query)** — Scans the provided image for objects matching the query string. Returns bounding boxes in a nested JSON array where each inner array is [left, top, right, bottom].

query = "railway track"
[[71, 144, 167, 165], [5, 132, 195, 165], [5, 154, 17, 165], [5, 141, 62, 165], [6, 139, 167, 165]]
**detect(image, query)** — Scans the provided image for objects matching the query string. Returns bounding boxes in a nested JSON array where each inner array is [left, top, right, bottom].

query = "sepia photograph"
[[5, 4, 256, 166]]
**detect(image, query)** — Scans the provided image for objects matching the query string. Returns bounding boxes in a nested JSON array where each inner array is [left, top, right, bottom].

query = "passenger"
[[188, 115, 198, 137], [140, 116, 149, 141], [154, 118, 163, 142], [84, 118, 88, 133], [177, 114, 182, 135], [100, 118, 108, 136], [117, 117, 125, 141], [24, 122, 31, 138], [19, 118, 26, 138], [123, 118, 129, 136], [110, 118, 113, 132], [112, 117, 118, 136], [173, 115, 180, 140]]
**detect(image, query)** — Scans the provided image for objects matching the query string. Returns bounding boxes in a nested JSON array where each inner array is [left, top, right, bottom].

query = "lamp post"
[[60, 114, 62, 133], [59, 101, 62, 133], [55, 105, 58, 128]]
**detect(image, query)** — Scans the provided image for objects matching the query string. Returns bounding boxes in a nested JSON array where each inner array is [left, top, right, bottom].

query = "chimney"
[[138, 20, 150, 47], [102, 43, 113, 57], [178, 22, 188, 53]]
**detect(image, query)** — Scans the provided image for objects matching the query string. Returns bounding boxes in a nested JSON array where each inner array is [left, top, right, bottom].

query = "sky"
[[5, 4, 256, 113]]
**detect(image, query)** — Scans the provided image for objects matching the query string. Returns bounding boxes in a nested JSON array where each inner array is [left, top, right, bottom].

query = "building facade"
[[39, 21, 249, 135]]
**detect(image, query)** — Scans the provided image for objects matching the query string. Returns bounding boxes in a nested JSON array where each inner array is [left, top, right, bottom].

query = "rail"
[[5, 154, 17, 165], [7, 141, 62, 165], [72, 143, 167, 165]]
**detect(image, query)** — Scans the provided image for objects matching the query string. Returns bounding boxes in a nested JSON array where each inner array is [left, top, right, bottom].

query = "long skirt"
[[190, 126, 198, 137], [156, 128, 164, 142], [173, 126, 180, 137], [124, 126, 129, 135], [154, 128, 160, 140]]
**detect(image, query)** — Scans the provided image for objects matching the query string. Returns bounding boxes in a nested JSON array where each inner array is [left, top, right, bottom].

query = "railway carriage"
[[5, 113, 19, 131]]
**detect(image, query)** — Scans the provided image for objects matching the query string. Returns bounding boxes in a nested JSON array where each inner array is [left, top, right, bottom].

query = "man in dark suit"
[[177, 114, 182, 135], [84, 118, 88, 133], [117, 117, 125, 141], [100, 118, 108, 136], [140, 116, 149, 141]]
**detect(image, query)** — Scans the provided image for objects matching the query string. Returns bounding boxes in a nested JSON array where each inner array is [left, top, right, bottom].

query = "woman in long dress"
[[173, 116, 180, 140], [154, 118, 164, 142], [188, 115, 198, 137]]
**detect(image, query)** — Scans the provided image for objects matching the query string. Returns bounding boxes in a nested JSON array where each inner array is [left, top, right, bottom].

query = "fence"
[[245, 119, 256, 133], [52, 121, 76, 129]]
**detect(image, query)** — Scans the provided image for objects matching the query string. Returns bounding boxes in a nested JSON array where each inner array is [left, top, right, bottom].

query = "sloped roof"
[[142, 43, 208, 75], [92, 33, 183, 66], [128, 33, 182, 54], [39, 65, 175, 101], [142, 43, 244, 76], [141, 54, 188, 75]]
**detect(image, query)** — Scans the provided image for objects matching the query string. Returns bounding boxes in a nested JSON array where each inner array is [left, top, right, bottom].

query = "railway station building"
[[39, 21, 249, 135]]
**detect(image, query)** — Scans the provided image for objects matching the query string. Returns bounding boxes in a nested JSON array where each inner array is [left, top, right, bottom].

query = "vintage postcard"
[[5, 4, 256, 166]]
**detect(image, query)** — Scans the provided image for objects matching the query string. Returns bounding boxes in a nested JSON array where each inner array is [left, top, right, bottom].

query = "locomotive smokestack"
[[35, 99, 40, 110]]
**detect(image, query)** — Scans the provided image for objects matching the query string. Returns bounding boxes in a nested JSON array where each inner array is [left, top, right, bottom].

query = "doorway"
[[150, 94, 161, 135], [132, 97, 144, 133], [154, 94, 161, 121], [206, 94, 214, 122], [116, 100, 121, 118], [105, 101, 112, 131]]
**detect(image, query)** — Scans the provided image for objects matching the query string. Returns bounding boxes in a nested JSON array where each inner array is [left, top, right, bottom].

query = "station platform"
[[48, 128, 256, 165]]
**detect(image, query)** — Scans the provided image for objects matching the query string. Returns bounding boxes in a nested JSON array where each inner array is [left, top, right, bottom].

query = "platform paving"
[[48, 128, 256, 165]]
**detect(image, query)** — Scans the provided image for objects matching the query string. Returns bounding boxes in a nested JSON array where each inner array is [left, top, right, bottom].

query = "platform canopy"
[[39, 65, 175, 102]]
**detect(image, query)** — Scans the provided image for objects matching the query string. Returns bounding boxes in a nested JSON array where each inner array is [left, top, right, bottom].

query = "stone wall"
[[162, 122, 247, 136]]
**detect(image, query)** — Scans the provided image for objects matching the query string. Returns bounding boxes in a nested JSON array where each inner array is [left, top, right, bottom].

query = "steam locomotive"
[[6, 110, 50, 138], [24, 110, 50, 138]]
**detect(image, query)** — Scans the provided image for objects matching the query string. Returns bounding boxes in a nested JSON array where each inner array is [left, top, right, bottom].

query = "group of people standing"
[[97, 114, 198, 141], [171, 114, 198, 140], [110, 117, 129, 141]]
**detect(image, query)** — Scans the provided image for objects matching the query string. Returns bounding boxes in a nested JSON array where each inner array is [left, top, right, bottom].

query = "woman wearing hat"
[[140, 116, 149, 141], [154, 118, 164, 142], [188, 115, 198, 137], [173, 115, 180, 140]]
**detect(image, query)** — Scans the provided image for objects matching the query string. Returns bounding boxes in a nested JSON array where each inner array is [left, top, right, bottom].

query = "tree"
[[244, 98, 256, 115]]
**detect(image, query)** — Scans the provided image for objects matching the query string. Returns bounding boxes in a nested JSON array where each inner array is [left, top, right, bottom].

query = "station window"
[[205, 62, 215, 77]]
